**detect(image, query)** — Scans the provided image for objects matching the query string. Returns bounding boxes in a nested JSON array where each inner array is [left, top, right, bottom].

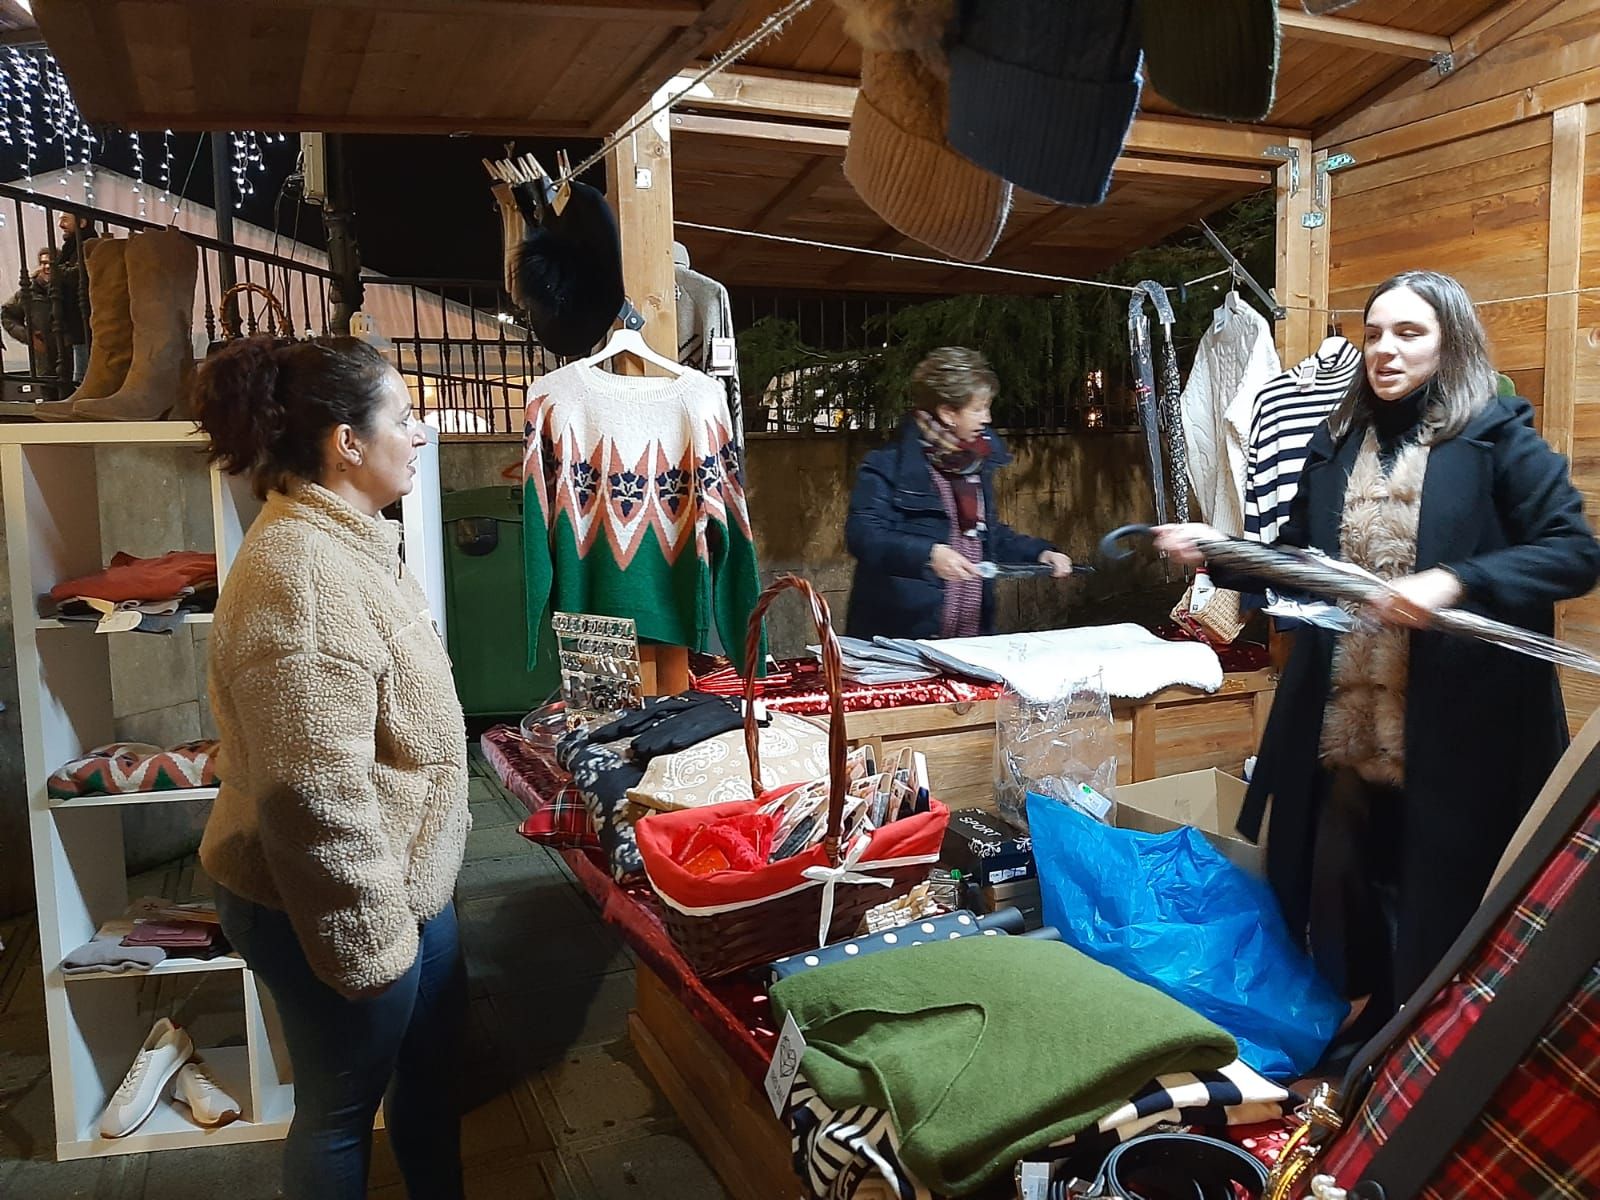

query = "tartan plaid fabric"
[[1315, 802, 1600, 1197], [479, 726, 599, 851]]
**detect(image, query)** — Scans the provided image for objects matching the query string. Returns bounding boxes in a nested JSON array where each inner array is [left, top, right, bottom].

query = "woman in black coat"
[[1157, 270, 1600, 1045], [845, 347, 1071, 640]]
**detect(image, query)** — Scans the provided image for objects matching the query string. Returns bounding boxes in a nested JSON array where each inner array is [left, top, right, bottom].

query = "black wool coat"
[[844, 419, 1052, 641], [1218, 395, 1600, 998]]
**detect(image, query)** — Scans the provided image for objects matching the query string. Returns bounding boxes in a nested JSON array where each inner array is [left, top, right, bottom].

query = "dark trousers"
[[1310, 767, 1405, 1025], [216, 886, 467, 1200]]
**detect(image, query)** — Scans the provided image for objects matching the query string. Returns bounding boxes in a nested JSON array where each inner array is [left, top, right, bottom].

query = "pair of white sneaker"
[[99, 1018, 243, 1138]]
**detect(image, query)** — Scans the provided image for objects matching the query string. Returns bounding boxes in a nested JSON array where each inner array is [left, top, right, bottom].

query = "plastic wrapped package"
[[994, 673, 1117, 830]]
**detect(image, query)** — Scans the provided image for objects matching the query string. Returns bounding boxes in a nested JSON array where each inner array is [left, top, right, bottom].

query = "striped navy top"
[[1243, 338, 1362, 544]]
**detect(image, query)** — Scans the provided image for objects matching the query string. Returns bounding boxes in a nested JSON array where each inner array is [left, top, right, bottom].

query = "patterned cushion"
[[48, 741, 220, 800]]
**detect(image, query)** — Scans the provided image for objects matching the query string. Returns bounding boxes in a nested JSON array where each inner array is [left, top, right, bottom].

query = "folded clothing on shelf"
[[48, 550, 218, 605], [61, 933, 167, 975], [122, 920, 221, 951], [47, 741, 220, 800]]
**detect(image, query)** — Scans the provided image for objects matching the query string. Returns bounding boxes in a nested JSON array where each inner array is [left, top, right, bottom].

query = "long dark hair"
[[193, 336, 393, 498], [1328, 269, 1497, 445]]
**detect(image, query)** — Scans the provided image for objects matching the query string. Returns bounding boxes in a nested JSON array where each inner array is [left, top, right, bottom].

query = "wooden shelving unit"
[[0, 420, 300, 1160], [1, 419, 439, 1161]]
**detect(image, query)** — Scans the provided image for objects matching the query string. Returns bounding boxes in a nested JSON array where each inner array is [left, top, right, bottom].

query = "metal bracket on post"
[[1432, 50, 1455, 77], [1303, 152, 1357, 230], [1265, 144, 1301, 196]]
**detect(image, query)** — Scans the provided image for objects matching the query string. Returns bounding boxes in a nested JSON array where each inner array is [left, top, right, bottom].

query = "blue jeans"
[[215, 886, 466, 1200]]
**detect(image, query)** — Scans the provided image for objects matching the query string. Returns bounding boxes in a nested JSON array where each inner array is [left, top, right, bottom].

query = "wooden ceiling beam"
[[1315, 0, 1571, 145], [700, 153, 838, 275], [684, 68, 1308, 163], [199, 0, 706, 24], [1277, 8, 1451, 61], [672, 112, 1274, 184]]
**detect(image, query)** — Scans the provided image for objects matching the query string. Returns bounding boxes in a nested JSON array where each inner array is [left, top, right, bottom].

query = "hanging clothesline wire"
[[556, 0, 820, 188], [674, 221, 1143, 292]]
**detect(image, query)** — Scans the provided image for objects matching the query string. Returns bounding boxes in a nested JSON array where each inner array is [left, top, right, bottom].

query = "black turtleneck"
[[1369, 384, 1428, 471]]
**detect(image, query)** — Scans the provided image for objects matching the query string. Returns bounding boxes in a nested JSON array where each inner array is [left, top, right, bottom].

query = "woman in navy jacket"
[[845, 347, 1071, 640]]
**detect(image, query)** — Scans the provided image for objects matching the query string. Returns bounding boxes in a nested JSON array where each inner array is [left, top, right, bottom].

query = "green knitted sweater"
[[771, 936, 1237, 1196], [522, 363, 762, 670]]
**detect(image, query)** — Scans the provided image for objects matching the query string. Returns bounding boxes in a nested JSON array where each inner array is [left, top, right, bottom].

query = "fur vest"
[[1319, 430, 1431, 786]]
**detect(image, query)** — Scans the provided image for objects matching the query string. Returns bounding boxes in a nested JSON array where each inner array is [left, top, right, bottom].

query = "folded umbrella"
[[1100, 524, 1600, 677]]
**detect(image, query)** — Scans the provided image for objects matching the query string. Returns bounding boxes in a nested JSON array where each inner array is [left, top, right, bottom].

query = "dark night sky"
[[10, 129, 606, 285]]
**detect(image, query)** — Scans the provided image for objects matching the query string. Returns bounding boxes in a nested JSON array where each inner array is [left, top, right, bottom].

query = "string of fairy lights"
[[0, 48, 284, 223]]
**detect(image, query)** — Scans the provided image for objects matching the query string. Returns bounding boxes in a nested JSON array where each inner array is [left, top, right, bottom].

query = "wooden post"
[[609, 98, 691, 695], [1544, 103, 1586, 716], [1274, 136, 1317, 366]]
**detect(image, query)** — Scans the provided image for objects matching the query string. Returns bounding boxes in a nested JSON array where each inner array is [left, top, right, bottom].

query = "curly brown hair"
[[193, 335, 394, 498], [910, 346, 998, 413]]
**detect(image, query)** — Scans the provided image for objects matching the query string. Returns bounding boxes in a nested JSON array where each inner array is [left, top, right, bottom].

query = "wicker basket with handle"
[[215, 282, 293, 342], [633, 575, 949, 978]]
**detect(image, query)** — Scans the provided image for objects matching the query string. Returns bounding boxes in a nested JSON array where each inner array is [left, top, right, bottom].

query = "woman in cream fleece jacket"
[[195, 335, 468, 1200]]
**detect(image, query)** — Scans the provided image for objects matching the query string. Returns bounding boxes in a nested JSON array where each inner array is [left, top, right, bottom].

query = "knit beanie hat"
[[845, 48, 1013, 263], [510, 179, 626, 358], [831, 0, 954, 74], [1139, 0, 1280, 122], [947, 0, 1143, 208]]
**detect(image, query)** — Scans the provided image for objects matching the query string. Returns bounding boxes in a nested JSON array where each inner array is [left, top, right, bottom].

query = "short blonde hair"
[[910, 346, 997, 413]]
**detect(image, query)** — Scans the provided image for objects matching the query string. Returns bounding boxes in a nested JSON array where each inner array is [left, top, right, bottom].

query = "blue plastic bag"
[[1026, 792, 1347, 1079]]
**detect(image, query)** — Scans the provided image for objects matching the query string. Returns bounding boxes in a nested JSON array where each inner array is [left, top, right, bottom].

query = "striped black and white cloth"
[[1242, 338, 1362, 544], [787, 1059, 1289, 1199]]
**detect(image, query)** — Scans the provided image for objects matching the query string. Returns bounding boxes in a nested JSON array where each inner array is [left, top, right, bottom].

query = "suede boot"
[[75, 230, 198, 422], [34, 238, 134, 422]]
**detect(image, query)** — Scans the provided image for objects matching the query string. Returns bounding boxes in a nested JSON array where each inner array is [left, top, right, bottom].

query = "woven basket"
[[1173, 570, 1247, 646], [214, 282, 293, 342], [639, 575, 946, 978]]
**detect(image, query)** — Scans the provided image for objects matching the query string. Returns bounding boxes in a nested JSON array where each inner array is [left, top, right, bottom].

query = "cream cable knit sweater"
[[200, 482, 469, 997]]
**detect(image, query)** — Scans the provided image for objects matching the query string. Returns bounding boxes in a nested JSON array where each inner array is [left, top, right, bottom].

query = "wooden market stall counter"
[[495, 661, 1279, 1200], [845, 668, 1277, 813]]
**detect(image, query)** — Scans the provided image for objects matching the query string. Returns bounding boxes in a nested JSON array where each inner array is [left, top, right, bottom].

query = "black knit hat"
[[510, 180, 625, 359], [947, 0, 1143, 208], [1139, 0, 1280, 122]]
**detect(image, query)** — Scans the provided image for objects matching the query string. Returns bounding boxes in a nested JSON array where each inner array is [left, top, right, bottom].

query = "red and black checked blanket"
[[1314, 803, 1600, 1197]]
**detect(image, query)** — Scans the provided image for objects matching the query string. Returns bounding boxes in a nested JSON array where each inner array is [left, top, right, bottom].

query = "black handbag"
[[1027, 1132, 1269, 1200]]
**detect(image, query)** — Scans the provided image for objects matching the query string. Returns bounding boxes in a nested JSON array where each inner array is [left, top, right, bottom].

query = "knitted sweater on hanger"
[[1179, 297, 1282, 536], [523, 362, 763, 670], [674, 256, 745, 454], [1243, 337, 1361, 544]]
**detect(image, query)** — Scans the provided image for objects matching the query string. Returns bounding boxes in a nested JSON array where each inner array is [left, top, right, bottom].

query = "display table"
[[560, 849, 805, 1200], [843, 669, 1276, 811]]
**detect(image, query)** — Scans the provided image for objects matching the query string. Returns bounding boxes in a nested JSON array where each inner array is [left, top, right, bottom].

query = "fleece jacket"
[[201, 482, 469, 998]]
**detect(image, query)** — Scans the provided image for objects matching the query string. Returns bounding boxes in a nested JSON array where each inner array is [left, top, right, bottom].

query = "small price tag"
[[708, 335, 736, 376], [763, 1012, 807, 1117]]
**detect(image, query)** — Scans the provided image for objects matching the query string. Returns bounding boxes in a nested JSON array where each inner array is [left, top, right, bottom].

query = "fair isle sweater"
[[200, 482, 469, 997], [522, 362, 763, 669]]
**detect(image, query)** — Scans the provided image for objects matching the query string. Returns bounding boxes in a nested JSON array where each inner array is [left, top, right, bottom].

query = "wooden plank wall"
[[1321, 0, 1600, 727]]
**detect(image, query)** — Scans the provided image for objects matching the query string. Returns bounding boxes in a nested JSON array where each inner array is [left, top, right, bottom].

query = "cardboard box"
[[942, 809, 1035, 888], [1112, 769, 1264, 878], [978, 878, 1044, 930]]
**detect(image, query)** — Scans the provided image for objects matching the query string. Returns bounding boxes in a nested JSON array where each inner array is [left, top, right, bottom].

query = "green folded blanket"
[[770, 936, 1237, 1196]]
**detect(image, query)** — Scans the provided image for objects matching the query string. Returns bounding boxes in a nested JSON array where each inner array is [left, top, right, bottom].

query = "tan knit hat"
[[845, 49, 1013, 263]]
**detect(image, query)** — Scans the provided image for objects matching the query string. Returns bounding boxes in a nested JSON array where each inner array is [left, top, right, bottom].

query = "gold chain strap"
[[1264, 1083, 1345, 1200]]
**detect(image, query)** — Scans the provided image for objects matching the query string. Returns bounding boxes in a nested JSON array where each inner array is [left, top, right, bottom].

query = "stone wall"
[[439, 430, 1178, 657]]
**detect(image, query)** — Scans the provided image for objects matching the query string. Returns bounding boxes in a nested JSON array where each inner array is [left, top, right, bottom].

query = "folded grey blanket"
[[62, 934, 166, 974]]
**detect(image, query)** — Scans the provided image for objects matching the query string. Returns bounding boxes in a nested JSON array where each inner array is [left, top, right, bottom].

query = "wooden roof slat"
[[1278, 6, 1450, 59]]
